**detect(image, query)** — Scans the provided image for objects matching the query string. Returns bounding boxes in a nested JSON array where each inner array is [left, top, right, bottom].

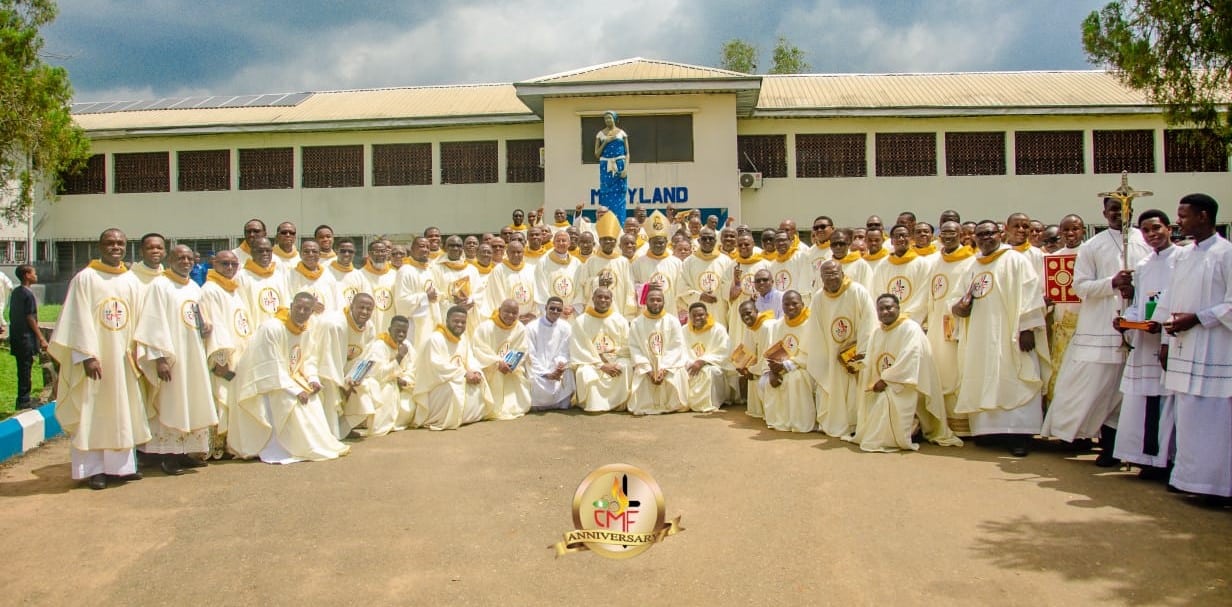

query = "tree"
[[1082, 1, 1232, 146], [769, 37, 810, 74], [720, 38, 757, 74], [1, 0, 90, 222]]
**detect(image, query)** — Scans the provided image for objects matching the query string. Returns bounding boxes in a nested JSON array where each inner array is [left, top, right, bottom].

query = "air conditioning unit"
[[739, 171, 763, 190]]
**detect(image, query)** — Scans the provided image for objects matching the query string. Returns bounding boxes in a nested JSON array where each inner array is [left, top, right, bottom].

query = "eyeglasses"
[[813, 224, 831, 231], [547, 306, 564, 313], [279, 230, 296, 236], [244, 228, 264, 234], [754, 277, 771, 283], [216, 261, 239, 267], [699, 236, 716, 242]]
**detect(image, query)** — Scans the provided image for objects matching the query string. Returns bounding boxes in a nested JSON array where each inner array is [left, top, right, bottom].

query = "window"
[[1164, 129, 1228, 173], [506, 139, 545, 183], [945, 132, 1006, 176], [114, 152, 170, 193], [580, 115, 694, 164], [239, 147, 294, 190], [302, 145, 363, 188], [178, 150, 230, 191], [14, 240, 27, 263], [1015, 131, 1084, 175], [59, 154, 106, 195], [373, 143, 432, 186], [440, 141, 498, 184], [1094, 129, 1155, 174], [796, 133, 865, 178], [875, 133, 936, 177], [736, 135, 787, 178]]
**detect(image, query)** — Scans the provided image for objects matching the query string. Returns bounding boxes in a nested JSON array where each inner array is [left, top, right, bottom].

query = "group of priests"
[[48, 196, 1232, 505]]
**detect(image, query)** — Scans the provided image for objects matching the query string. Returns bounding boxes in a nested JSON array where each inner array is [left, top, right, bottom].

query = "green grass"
[[0, 305, 61, 419]]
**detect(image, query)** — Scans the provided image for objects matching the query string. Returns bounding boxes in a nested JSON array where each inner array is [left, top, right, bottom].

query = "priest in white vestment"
[[631, 212, 684, 319], [925, 223, 977, 434], [871, 225, 934, 323], [232, 219, 265, 267], [1044, 214, 1085, 402], [327, 240, 366, 309], [395, 237, 441, 350], [628, 288, 689, 415], [767, 229, 812, 298], [951, 221, 1051, 457], [847, 294, 961, 452], [535, 231, 584, 319], [287, 240, 338, 313], [199, 250, 252, 458], [1042, 198, 1150, 464], [130, 232, 165, 301], [580, 213, 637, 319], [861, 230, 891, 292], [134, 245, 219, 475], [345, 316, 410, 437], [227, 293, 350, 463], [804, 216, 835, 293], [238, 237, 289, 327], [472, 300, 532, 420], [528, 297, 576, 410], [831, 228, 873, 294], [679, 227, 736, 327], [757, 291, 816, 433], [736, 300, 774, 419], [485, 241, 538, 325], [1159, 194, 1232, 501], [412, 306, 492, 430], [726, 234, 770, 373], [52, 229, 148, 489], [570, 287, 632, 412], [808, 261, 876, 438], [359, 240, 398, 333], [1114, 211, 1179, 476], [433, 235, 482, 331], [683, 303, 731, 412], [271, 222, 301, 270], [307, 294, 377, 438]]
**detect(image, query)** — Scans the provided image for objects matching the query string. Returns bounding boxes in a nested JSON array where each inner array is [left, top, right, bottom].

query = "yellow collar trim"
[[471, 260, 494, 275], [89, 259, 128, 275], [642, 308, 666, 320], [836, 251, 861, 264], [586, 306, 613, 319], [734, 252, 765, 265], [912, 243, 938, 256], [363, 259, 391, 276], [273, 246, 298, 260], [244, 258, 277, 278], [490, 311, 516, 331], [441, 258, 469, 272], [693, 249, 719, 261], [822, 277, 852, 299], [344, 307, 365, 333], [502, 259, 526, 272], [750, 310, 773, 331], [863, 248, 889, 262], [275, 307, 306, 335], [162, 269, 190, 285], [881, 315, 907, 332], [887, 249, 919, 265], [206, 270, 239, 293], [976, 248, 1011, 265], [403, 258, 427, 270], [552, 220, 570, 228], [378, 332, 400, 350], [941, 245, 975, 262], [1013, 241, 1033, 253], [785, 307, 810, 327], [643, 249, 669, 261], [436, 324, 460, 344], [548, 251, 573, 265], [295, 262, 323, 281], [331, 260, 354, 273], [689, 314, 715, 334]]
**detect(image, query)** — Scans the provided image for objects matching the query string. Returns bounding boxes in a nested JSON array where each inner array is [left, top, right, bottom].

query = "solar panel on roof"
[[71, 91, 314, 114]]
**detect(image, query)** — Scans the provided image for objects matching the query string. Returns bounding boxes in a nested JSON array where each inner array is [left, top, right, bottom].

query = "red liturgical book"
[[1045, 254, 1081, 304]]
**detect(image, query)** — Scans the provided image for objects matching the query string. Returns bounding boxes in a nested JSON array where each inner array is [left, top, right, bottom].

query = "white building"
[[39, 57, 1232, 279]]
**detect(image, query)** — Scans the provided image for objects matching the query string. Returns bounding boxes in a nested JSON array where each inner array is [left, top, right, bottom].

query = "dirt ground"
[[1, 407, 1228, 607]]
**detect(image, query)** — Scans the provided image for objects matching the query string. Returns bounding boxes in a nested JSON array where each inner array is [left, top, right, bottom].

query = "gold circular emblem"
[[970, 272, 994, 299], [877, 352, 895, 372], [375, 286, 393, 311], [699, 271, 719, 294], [691, 342, 705, 357], [831, 317, 852, 343], [99, 297, 130, 331], [648, 331, 664, 356], [346, 344, 361, 361], [233, 309, 252, 337], [931, 274, 948, 300], [259, 287, 281, 314], [180, 300, 200, 330], [774, 270, 791, 291], [553, 275, 574, 298], [570, 464, 666, 560], [888, 276, 912, 301], [342, 286, 358, 305]]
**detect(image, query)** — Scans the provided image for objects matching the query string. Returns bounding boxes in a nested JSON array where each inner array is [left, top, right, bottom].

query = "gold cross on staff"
[[1098, 170, 1153, 271]]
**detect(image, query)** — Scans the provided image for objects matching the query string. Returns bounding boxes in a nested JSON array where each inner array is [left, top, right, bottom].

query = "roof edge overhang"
[[749, 105, 1164, 119], [80, 113, 542, 139], [514, 78, 763, 117]]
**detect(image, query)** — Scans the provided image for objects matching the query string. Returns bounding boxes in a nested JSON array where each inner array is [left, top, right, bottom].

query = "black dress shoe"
[[1138, 466, 1170, 481], [87, 474, 107, 490], [179, 455, 207, 468], [1009, 445, 1029, 457], [1094, 452, 1120, 467], [159, 457, 185, 476], [109, 471, 143, 482]]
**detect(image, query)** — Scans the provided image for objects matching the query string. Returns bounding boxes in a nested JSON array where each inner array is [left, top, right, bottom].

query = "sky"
[[42, 0, 1113, 103]]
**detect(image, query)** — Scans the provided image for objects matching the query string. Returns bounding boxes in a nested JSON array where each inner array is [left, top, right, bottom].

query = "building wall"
[[736, 113, 1232, 229], [541, 93, 740, 215], [40, 123, 548, 241]]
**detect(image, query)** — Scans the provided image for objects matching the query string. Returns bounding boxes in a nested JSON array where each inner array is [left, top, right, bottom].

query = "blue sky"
[[44, 0, 1113, 102]]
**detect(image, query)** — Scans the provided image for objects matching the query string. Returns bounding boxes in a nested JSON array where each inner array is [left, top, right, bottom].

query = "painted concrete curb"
[[0, 402, 61, 463]]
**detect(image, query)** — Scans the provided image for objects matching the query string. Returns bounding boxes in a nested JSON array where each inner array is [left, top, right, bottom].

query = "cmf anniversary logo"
[[551, 464, 683, 559]]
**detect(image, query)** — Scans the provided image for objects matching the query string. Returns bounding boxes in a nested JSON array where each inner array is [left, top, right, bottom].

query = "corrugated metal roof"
[[758, 71, 1152, 110], [72, 83, 534, 131], [526, 57, 749, 83]]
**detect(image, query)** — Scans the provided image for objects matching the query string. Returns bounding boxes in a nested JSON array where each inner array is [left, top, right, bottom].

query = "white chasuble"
[[569, 308, 632, 412], [807, 279, 876, 438], [471, 317, 532, 420], [51, 263, 150, 451], [628, 312, 689, 415]]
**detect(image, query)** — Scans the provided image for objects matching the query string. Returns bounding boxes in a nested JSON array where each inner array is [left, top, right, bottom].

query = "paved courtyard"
[[1, 406, 1228, 606]]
